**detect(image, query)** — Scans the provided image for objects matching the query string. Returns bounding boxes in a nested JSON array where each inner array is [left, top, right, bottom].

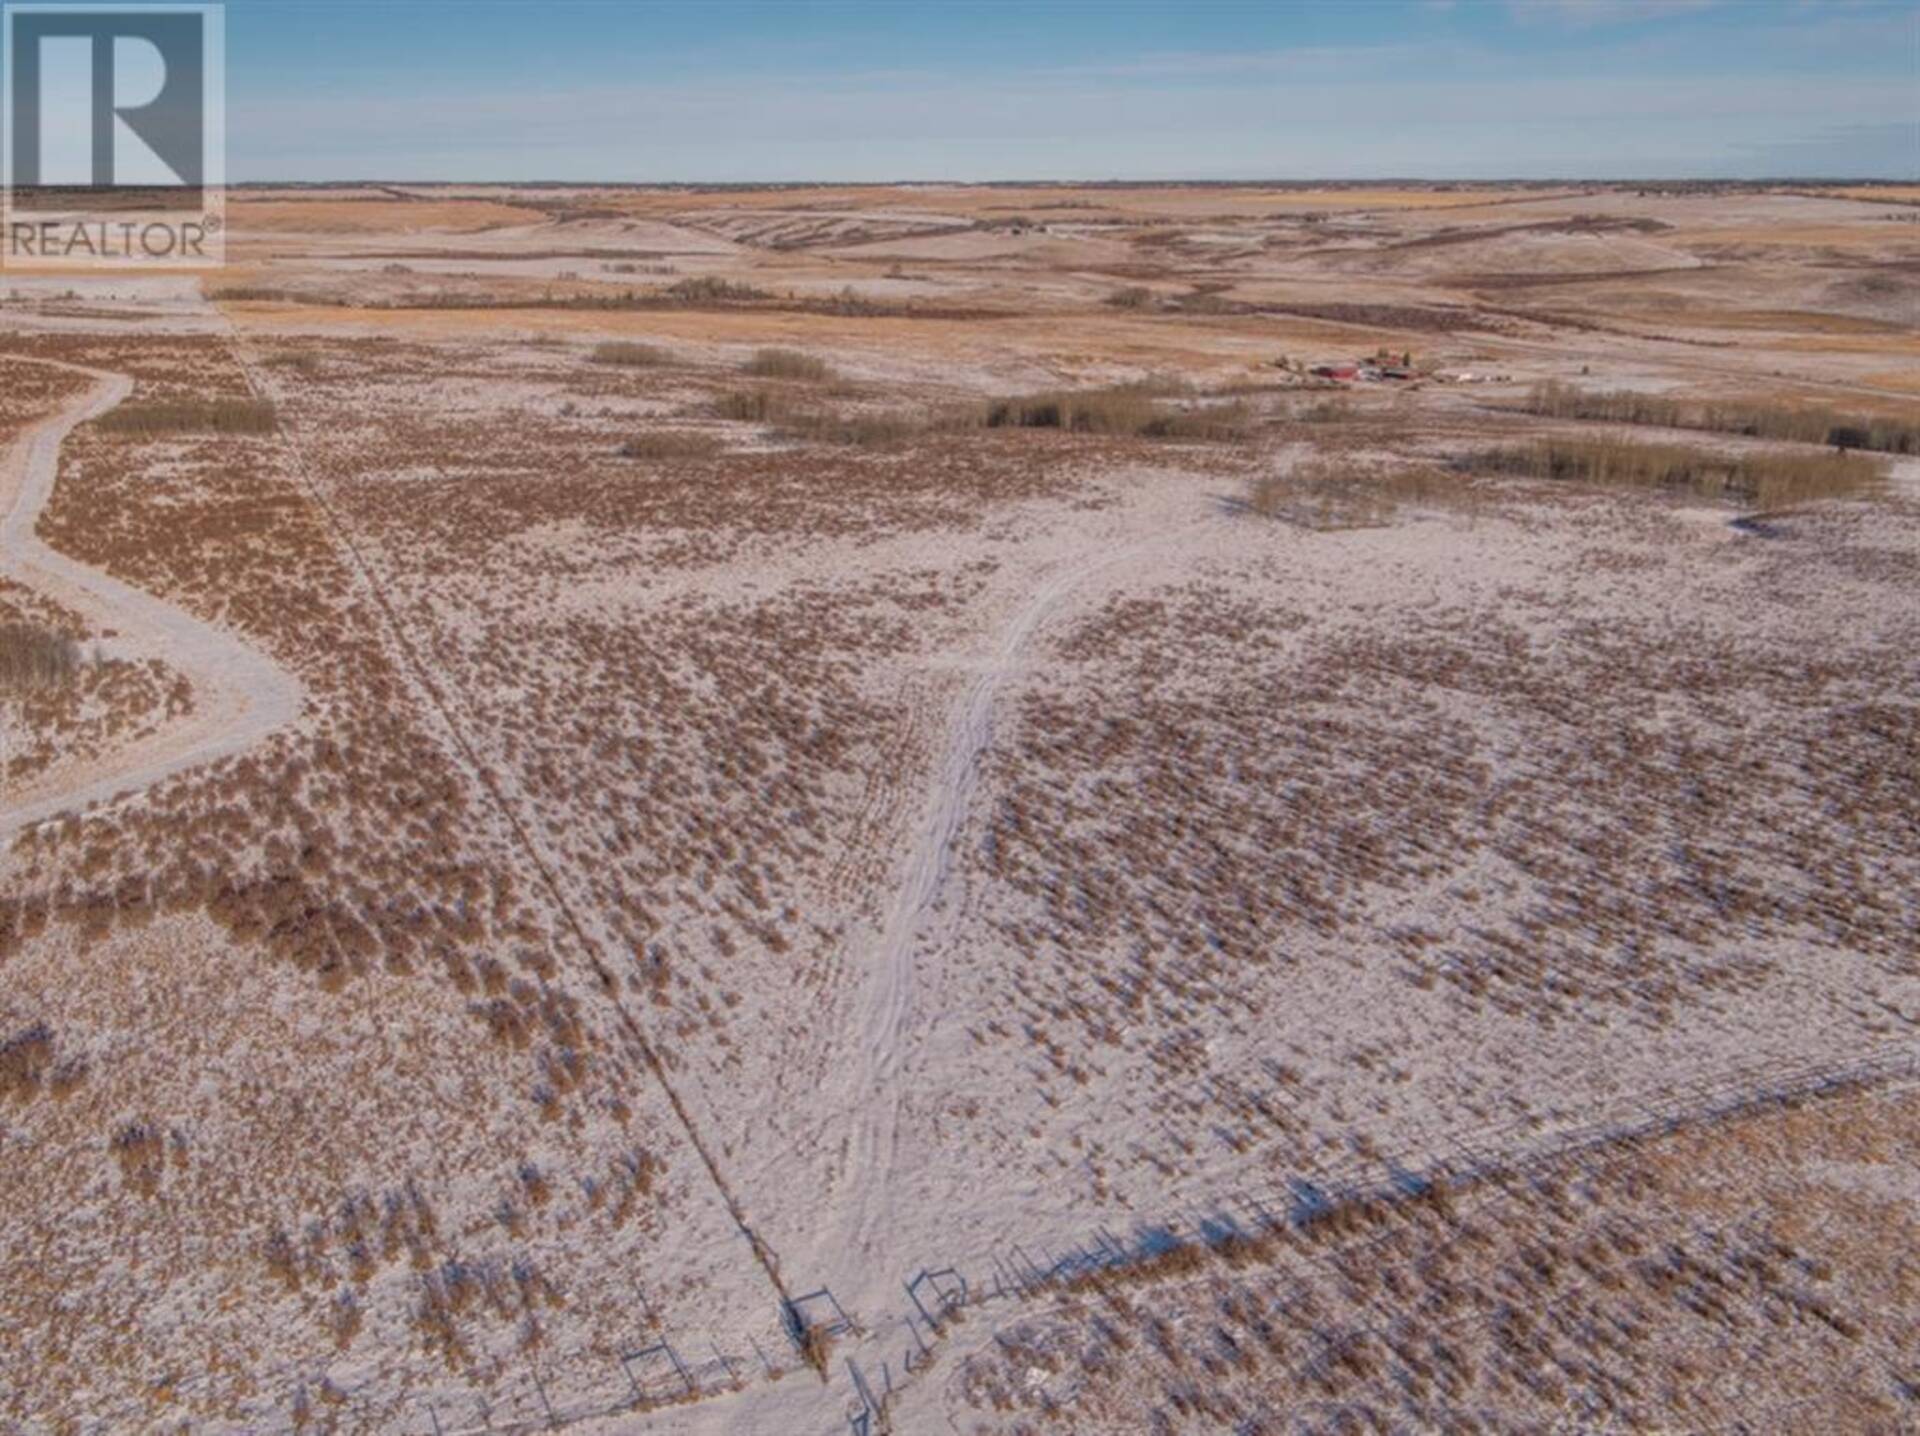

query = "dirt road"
[[0, 358, 303, 837]]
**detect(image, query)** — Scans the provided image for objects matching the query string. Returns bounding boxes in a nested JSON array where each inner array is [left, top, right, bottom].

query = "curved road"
[[0, 358, 302, 838]]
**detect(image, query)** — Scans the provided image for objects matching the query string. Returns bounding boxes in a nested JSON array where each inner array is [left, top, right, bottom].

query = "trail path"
[[828, 513, 1220, 1305], [669, 515, 1221, 1436], [0, 358, 303, 838]]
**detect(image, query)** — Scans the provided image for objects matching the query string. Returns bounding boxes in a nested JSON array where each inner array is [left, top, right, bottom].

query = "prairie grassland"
[[937, 468, 1918, 1245], [2, 329, 773, 1430], [7, 183, 1920, 1435]]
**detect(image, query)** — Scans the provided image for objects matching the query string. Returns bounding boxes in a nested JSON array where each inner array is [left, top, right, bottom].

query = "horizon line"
[[204, 175, 1918, 189]]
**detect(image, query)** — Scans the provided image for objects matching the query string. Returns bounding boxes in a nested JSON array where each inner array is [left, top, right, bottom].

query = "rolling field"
[[2, 180, 1916, 1434]]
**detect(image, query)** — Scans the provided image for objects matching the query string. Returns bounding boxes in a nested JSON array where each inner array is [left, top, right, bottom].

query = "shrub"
[[590, 341, 670, 367], [110, 1121, 167, 1197], [775, 409, 922, 447], [1294, 397, 1353, 424], [721, 378, 1249, 446], [1248, 462, 1455, 529], [95, 398, 277, 435], [0, 1024, 54, 1101], [712, 387, 789, 424], [979, 382, 1248, 442], [0, 623, 81, 692], [664, 275, 769, 305], [1140, 403, 1253, 442], [819, 285, 887, 316], [1175, 287, 1240, 315], [616, 432, 723, 460], [262, 351, 323, 376], [742, 347, 831, 382], [983, 386, 1156, 433], [712, 391, 923, 446], [1473, 435, 1885, 508], [1521, 381, 1919, 455], [205, 284, 302, 302]]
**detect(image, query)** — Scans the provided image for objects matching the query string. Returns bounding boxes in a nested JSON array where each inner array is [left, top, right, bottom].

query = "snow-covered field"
[[3, 182, 1916, 1434]]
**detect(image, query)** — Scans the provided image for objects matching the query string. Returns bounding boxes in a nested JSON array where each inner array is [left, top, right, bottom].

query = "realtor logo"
[[3, 3, 224, 267]]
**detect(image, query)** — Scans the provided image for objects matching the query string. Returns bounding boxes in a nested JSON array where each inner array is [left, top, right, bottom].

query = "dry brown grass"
[[1138, 404, 1254, 443], [1522, 380, 1920, 455], [709, 377, 1250, 447], [1248, 462, 1457, 528], [708, 385, 921, 446], [947, 1081, 1917, 1434], [741, 347, 831, 382], [9, 208, 1919, 1431], [616, 432, 725, 460], [1474, 435, 1885, 508], [0, 622, 80, 692], [95, 397, 278, 436], [0, 1024, 83, 1103], [1292, 395, 1354, 424], [775, 409, 923, 447], [981, 383, 1250, 441], [590, 340, 670, 367], [261, 351, 323, 377], [663, 275, 771, 305], [711, 387, 786, 423], [981, 383, 1165, 434], [206, 284, 309, 303]]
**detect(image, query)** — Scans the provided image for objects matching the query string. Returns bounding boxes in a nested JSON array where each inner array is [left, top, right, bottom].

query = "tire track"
[[827, 513, 1222, 1302]]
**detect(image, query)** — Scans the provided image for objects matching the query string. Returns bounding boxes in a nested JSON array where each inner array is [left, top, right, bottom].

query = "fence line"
[[861, 1042, 1920, 1431], [33, 1043, 1917, 1435]]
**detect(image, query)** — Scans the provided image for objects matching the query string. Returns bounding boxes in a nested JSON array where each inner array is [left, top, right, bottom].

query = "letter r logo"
[[3, 4, 224, 267], [6, 5, 215, 191]]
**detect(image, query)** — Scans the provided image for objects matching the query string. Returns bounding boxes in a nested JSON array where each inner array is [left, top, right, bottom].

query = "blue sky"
[[217, 1, 1916, 181]]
